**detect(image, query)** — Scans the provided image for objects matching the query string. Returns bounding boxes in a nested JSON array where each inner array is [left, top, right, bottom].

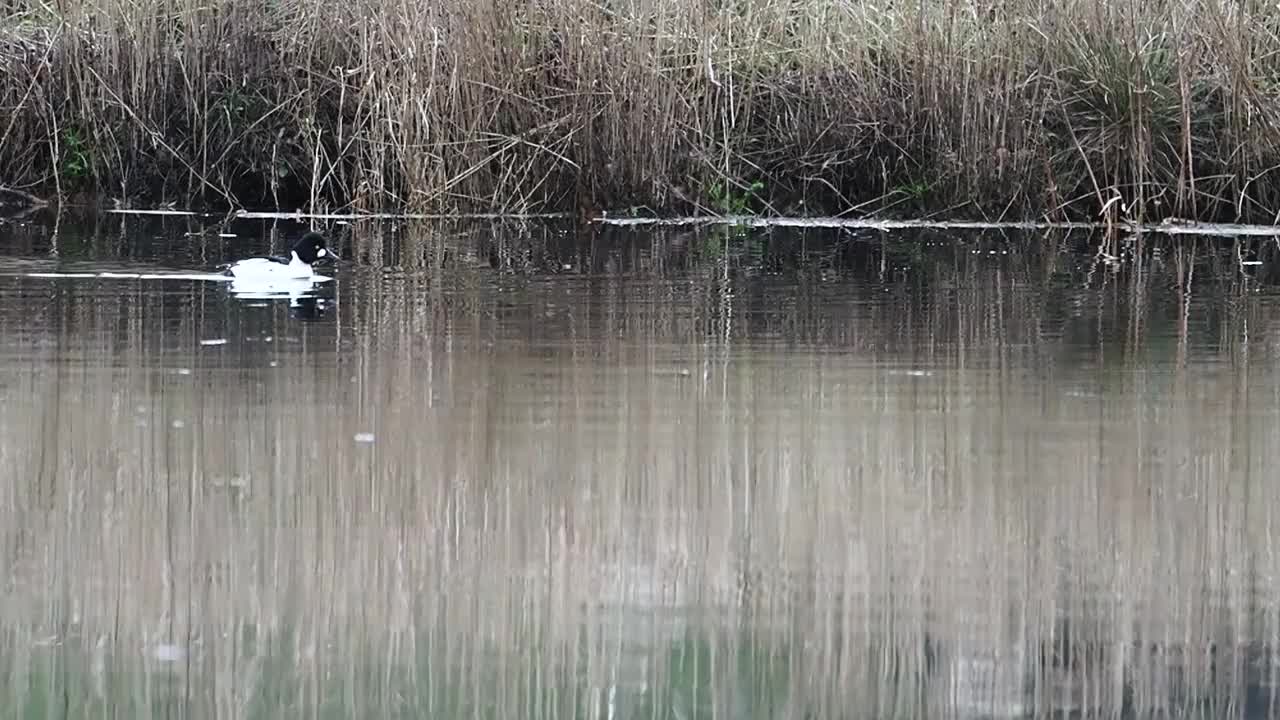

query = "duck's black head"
[[291, 232, 335, 265]]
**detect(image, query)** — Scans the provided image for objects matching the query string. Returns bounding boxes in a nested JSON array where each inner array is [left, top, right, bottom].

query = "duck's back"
[[228, 256, 307, 279]]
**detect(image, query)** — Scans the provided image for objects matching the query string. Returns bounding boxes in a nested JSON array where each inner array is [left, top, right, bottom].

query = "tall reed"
[[3, 0, 1280, 221]]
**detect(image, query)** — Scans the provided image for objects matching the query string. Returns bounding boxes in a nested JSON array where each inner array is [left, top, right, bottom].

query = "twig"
[[0, 185, 50, 207]]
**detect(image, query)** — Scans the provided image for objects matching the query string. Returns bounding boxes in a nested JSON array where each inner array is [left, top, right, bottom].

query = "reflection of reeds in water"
[[2, 227, 1280, 717]]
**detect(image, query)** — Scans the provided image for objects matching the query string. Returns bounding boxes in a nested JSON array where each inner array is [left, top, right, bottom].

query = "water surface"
[[2, 213, 1280, 719]]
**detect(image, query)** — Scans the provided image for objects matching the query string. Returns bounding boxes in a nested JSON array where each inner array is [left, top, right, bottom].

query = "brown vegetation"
[[3, 0, 1280, 220]]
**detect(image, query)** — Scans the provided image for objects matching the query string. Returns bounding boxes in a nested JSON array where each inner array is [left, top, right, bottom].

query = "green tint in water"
[[1, 214, 1280, 719]]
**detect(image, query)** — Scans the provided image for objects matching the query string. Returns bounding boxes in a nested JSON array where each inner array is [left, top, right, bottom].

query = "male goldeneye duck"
[[224, 232, 337, 280]]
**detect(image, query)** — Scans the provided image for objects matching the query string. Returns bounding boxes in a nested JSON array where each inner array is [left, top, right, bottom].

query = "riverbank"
[[3, 0, 1279, 222]]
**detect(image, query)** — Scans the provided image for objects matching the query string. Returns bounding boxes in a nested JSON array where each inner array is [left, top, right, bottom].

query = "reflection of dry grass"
[[1, 226, 1279, 716]]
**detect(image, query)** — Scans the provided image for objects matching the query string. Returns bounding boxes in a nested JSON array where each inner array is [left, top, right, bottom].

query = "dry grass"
[[2, 219, 1280, 716], [2, 0, 1280, 222]]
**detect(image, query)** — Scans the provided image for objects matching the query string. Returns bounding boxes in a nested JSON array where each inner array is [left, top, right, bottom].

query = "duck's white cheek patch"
[[318, 249, 328, 257]]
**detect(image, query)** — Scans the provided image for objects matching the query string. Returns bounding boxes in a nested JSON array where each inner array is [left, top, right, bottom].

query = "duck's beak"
[[318, 248, 343, 266]]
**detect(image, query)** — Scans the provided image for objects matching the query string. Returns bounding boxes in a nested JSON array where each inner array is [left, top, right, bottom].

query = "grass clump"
[[2, 0, 1280, 222]]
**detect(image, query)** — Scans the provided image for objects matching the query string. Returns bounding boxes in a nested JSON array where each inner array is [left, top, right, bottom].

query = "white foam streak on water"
[[22, 272, 99, 279], [103, 208, 204, 216], [595, 215, 1103, 230], [23, 271, 235, 281], [228, 209, 568, 221], [99, 206, 1280, 237], [18, 271, 336, 303], [593, 214, 1280, 236]]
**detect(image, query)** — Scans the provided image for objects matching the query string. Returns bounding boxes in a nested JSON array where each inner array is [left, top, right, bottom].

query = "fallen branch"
[[0, 184, 50, 207]]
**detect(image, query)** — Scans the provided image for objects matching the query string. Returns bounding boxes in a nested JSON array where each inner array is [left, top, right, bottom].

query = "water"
[[2, 212, 1280, 719]]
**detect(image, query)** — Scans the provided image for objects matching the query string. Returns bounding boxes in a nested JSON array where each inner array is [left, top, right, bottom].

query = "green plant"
[[59, 128, 91, 183], [708, 179, 765, 216], [895, 180, 929, 201]]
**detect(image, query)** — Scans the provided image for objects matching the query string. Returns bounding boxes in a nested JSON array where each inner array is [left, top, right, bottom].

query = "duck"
[[223, 232, 337, 281]]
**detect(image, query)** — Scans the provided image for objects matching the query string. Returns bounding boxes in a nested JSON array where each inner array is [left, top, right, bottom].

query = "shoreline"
[[7, 203, 1279, 240]]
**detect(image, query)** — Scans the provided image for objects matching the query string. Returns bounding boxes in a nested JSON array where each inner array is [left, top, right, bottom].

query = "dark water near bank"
[[3, 212, 1280, 719]]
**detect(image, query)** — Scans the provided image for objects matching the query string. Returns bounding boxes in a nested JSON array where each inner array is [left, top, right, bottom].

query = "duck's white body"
[[226, 252, 319, 280], [228, 274, 332, 300]]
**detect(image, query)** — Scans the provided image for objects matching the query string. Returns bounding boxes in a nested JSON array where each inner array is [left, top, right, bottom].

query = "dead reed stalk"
[[2, 0, 1280, 219]]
